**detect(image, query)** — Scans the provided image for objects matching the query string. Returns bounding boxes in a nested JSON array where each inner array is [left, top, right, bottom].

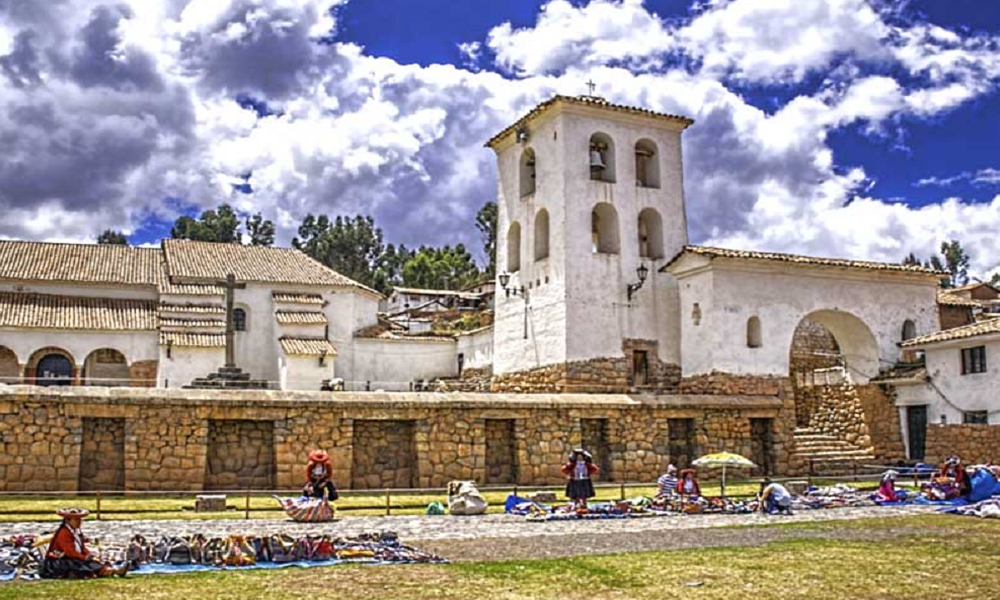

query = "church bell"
[[589, 149, 606, 170]]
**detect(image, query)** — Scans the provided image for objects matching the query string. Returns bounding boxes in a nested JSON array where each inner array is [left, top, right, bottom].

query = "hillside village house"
[[0, 94, 996, 492]]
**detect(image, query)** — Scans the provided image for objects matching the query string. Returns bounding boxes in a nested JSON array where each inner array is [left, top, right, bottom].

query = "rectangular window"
[[963, 411, 988, 425], [960, 346, 987, 374], [632, 350, 648, 386]]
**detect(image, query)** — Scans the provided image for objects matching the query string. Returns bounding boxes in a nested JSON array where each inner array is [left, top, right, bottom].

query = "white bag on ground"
[[447, 480, 488, 515]]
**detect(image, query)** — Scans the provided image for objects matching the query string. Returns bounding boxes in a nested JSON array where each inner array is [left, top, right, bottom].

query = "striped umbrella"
[[692, 452, 756, 497]]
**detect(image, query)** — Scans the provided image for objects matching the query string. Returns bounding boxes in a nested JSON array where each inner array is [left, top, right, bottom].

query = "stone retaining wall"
[[491, 339, 681, 394], [925, 424, 1000, 465], [78, 418, 124, 491], [857, 384, 906, 463], [0, 386, 789, 491]]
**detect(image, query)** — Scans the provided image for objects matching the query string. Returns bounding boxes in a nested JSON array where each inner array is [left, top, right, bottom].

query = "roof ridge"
[[667, 244, 947, 276]]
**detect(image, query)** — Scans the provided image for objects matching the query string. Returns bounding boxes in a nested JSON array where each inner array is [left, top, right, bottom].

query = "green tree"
[[96, 229, 127, 245], [939, 240, 970, 288], [171, 204, 241, 243], [171, 204, 275, 246], [901, 252, 920, 266], [374, 243, 413, 292], [245, 212, 275, 246], [401, 244, 481, 290], [475, 201, 497, 277], [292, 215, 387, 291], [990, 272, 1000, 288]]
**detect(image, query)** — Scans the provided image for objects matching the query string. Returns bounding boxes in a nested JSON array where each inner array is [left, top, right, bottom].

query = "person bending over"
[[304, 449, 340, 501]]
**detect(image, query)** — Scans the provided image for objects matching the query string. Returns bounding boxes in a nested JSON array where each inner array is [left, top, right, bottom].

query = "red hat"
[[680, 469, 697, 477], [56, 508, 90, 519], [309, 449, 330, 463]]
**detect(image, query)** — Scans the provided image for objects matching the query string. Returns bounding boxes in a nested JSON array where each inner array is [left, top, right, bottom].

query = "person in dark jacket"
[[40, 509, 127, 579], [304, 449, 340, 501]]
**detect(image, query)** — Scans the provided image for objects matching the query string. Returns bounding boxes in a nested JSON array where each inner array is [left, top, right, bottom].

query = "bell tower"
[[487, 95, 693, 392]]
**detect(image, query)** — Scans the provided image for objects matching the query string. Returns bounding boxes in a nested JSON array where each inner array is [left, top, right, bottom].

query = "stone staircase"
[[185, 366, 270, 390], [791, 427, 876, 474]]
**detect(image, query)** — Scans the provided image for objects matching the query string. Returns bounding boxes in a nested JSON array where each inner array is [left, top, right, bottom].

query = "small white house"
[[893, 317, 1000, 457]]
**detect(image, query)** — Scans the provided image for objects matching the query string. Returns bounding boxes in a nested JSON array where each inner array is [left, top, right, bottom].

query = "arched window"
[[534, 208, 549, 261], [233, 308, 247, 332], [901, 319, 916, 342], [506, 222, 521, 272], [520, 148, 536, 197], [83, 348, 129, 387], [589, 132, 616, 183], [635, 139, 659, 188], [637, 208, 664, 259], [747, 316, 762, 348], [0, 346, 19, 384], [591, 203, 620, 254]]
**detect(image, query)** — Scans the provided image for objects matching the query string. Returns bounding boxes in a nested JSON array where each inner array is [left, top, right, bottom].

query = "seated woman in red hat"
[[675, 469, 702, 498], [305, 449, 339, 501], [40, 508, 127, 579]]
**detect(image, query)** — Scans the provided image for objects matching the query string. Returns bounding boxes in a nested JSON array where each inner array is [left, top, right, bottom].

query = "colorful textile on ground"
[[273, 496, 335, 523], [0, 531, 446, 582], [943, 498, 1000, 519]]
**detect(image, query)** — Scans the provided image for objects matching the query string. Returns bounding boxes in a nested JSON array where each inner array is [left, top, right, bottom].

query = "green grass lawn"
[[0, 478, 887, 521], [1, 514, 995, 600]]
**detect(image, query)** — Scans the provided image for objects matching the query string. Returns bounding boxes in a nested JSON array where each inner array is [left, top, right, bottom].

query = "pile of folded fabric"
[[0, 531, 446, 581], [946, 498, 1000, 519], [793, 484, 874, 510]]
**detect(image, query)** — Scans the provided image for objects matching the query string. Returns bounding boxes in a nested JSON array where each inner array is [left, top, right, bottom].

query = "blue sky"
[[1, 0, 999, 277]]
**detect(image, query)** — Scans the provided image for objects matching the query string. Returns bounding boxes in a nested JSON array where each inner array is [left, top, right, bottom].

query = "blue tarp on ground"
[[968, 469, 1000, 503], [130, 558, 423, 576]]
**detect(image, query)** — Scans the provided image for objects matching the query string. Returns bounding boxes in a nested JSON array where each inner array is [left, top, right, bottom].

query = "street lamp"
[[627, 263, 650, 302], [498, 271, 529, 338]]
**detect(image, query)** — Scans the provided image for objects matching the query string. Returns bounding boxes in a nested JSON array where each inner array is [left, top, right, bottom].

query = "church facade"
[[0, 239, 461, 391]]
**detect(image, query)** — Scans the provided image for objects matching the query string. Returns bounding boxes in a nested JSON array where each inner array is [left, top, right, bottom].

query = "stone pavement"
[[0, 504, 936, 547]]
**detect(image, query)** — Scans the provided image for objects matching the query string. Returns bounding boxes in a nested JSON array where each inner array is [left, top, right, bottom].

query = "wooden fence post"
[[96, 491, 102, 521], [385, 489, 391, 516], [245, 489, 250, 520]]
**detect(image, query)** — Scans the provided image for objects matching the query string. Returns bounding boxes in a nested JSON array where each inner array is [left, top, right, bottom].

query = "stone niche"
[[580, 418, 611, 481], [351, 420, 417, 490], [484, 419, 517, 484], [78, 417, 125, 491], [667, 418, 697, 469], [204, 420, 276, 490]]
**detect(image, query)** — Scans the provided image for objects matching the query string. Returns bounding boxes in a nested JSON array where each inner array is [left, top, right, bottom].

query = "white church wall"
[[322, 288, 380, 386], [231, 284, 281, 384], [0, 328, 158, 370], [457, 327, 493, 371], [280, 354, 334, 391], [349, 339, 458, 391], [678, 263, 939, 380], [158, 346, 224, 388], [558, 107, 687, 367]]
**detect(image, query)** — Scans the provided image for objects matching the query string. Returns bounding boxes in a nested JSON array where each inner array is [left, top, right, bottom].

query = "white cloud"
[[2, 0, 1000, 280], [486, 0, 673, 77]]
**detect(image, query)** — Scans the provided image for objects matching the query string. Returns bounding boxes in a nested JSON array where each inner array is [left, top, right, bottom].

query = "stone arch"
[[27, 347, 76, 386], [637, 207, 664, 259], [746, 316, 762, 348], [83, 348, 130, 387], [790, 310, 879, 384], [591, 202, 620, 254], [519, 148, 536, 197], [589, 132, 616, 183], [506, 221, 521, 272], [0, 346, 19, 384], [635, 138, 659, 188], [534, 208, 549, 261]]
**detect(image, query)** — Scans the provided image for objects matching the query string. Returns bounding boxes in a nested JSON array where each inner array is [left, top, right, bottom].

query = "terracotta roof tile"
[[937, 291, 981, 308], [272, 292, 325, 305], [160, 317, 226, 329], [0, 240, 160, 286], [486, 95, 694, 148], [279, 337, 337, 356], [159, 303, 225, 315], [275, 311, 327, 325], [901, 318, 1000, 347], [664, 245, 947, 276], [354, 323, 455, 343], [159, 332, 225, 348], [0, 292, 157, 331], [163, 239, 376, 292]]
